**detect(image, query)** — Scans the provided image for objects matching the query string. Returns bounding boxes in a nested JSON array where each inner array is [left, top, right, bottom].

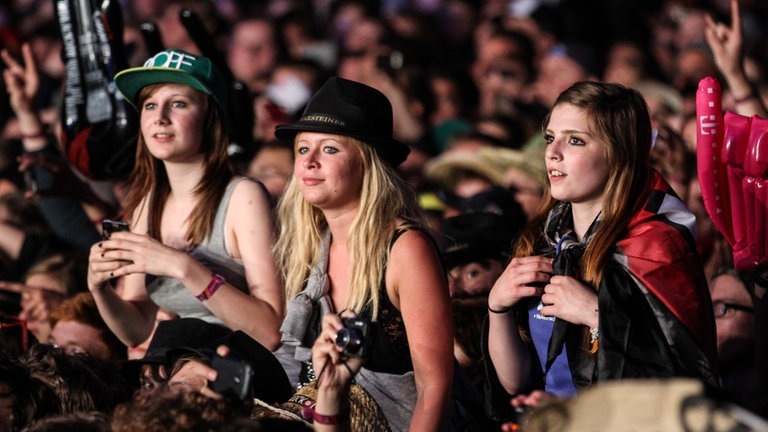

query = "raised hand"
[[704, 0, 742, 80], [1, 43, 39, 116]]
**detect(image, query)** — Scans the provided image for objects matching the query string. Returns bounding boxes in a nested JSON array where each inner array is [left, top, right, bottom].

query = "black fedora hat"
[[121, 318, 232, 383], [274, 76, 410, 166]]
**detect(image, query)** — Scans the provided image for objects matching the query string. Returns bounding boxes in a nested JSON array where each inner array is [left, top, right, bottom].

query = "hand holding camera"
[[311, 314, 368, 389], [334, 317, 371, 358]]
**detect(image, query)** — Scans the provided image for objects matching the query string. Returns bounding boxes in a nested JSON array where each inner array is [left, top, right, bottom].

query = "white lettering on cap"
[[145, 51, 197, 70]]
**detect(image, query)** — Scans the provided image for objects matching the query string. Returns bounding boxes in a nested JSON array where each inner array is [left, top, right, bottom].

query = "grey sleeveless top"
[[146, 177, 250, 326]]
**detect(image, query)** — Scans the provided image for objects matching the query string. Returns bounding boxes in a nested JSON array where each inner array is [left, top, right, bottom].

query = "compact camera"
[[334, 318, 371, 357]]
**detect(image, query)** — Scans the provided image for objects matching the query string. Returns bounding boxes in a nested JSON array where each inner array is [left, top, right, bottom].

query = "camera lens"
[[335, 328, 362, 351]]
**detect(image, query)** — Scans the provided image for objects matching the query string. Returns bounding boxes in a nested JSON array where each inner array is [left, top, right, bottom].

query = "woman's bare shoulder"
[[389, 227, 440, 265], [229, 177, 271, 207]]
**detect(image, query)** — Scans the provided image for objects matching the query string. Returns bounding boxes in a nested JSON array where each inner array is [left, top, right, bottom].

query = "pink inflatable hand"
[[696, 77, 732, 244], [697, 77, 768, 271], [722, 112, 751, 260], [744, 117, 768, 178], [736, 118, 768, 270]]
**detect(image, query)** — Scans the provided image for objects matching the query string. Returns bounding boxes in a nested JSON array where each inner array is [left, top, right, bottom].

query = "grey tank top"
[[146, 177, 250, 326]]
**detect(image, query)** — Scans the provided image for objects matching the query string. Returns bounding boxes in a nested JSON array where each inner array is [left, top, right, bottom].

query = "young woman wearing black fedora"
[[86, 49, 284, 353], [275, 77, 454, 431]]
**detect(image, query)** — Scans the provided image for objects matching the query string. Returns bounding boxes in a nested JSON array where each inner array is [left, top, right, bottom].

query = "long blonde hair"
[[275, 138, 428, 320], [514, 81, 652, 287]]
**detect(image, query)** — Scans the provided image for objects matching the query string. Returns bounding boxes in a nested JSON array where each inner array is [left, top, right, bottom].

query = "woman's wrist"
[[316, 382, 351, 399], [488, 294, 515, 314], [585, 306, 599, 329], [488, 303, 514, 314], [313, 397, 350, 423], [196, 273, 226, 301], [17, 121, 48, 151], [89, 280, 111, 294]]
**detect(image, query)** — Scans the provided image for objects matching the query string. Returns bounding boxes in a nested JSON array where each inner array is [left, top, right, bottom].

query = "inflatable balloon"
[[696, 78, 730, 243], [697, 77, 768, 270]]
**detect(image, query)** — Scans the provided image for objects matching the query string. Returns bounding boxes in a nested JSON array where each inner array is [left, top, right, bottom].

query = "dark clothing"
[[483, 171, 718, 421], [27, 141, 101, 254], [359, 228, 412, 375]]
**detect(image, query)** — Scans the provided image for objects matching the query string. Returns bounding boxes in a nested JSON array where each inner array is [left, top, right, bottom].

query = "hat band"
[[300, 115, 346, 126]]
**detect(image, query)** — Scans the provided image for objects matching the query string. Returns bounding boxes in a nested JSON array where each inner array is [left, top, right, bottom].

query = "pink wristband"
[[196, 273, 225, 301], [312, 410, 340, 425]]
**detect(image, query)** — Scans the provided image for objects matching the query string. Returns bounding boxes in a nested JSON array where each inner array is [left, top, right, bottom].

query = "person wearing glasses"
[[709, 267, 766, 416]]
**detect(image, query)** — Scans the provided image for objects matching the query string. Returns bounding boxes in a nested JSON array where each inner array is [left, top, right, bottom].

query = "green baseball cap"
[[115, 48, 228, 112]]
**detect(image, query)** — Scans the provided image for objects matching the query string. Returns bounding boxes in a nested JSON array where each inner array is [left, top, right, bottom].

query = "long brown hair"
[[121, 84, 233, 246], [514, 81, 652, 287]]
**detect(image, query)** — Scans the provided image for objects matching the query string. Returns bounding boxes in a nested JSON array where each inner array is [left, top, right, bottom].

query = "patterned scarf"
[[538, 171, 718, 387]]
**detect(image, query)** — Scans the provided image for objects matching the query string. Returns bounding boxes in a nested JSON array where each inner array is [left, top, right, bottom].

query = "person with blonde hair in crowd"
[[275, 77, 454, 431]]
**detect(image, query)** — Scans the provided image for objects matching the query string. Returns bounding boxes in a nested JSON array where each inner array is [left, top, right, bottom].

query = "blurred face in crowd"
[[449, 260, 504, 297], [473, 33, 524, 84], [504, 166, 543, 220], [430, 75, 463, 126], [482, 56, 530, 111], [533, 54, 590, 108], [21, 272, 66, 342], [248, 146, 294, 202], [228, 19, 277, 93], [49, 320, 113, 361], [709, 272, 755, 365], [604, 41, 645, 87], [139, 364, 169, 397]]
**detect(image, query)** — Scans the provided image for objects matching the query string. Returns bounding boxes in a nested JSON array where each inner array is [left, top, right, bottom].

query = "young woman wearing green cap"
[[87, 49, 284, 352]]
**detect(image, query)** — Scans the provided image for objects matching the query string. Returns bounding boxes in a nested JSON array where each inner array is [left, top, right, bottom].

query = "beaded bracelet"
[[589, 326, 599, 343], [196, 273, 225, 302]]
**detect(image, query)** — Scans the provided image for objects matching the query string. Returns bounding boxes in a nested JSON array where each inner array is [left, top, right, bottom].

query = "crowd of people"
[[0, 0, 767, 430]]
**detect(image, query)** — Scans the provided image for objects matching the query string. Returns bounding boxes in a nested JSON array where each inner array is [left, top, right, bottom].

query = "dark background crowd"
[[0, 0, 767, 430]]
